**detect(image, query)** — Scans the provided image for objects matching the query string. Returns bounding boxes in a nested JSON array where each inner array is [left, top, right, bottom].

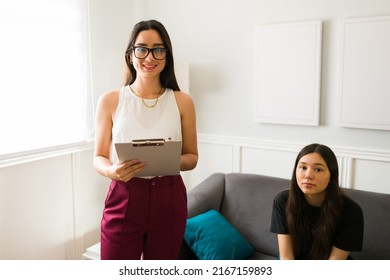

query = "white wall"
[[88, 0, 151, 95], [1, 0, 390, 260]]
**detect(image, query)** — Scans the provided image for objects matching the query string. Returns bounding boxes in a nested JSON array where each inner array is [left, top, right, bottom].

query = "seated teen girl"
[[271, 143, 364, 260]]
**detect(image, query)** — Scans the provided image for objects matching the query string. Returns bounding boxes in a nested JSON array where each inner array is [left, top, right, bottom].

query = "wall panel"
[[182, 142, 234, 191], [0, 156, 74, 259], [352, 159, 390, 194], [0, 148, 108, 259], [241, 147, 296, 179]]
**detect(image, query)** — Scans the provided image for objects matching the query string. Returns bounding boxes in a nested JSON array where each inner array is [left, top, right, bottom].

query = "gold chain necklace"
[[130, 85, 163, 108]]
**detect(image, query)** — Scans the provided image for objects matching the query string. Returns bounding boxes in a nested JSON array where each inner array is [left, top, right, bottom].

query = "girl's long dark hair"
[[286, 143, 345, 259], [123, 20, 180, 91]]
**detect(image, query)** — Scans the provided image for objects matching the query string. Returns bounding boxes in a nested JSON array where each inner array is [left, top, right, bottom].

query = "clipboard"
[[114, 138, 182, 177]]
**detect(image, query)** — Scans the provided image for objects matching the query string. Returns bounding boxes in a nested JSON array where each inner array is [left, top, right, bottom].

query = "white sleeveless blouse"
[[111, 86, 182, 163]]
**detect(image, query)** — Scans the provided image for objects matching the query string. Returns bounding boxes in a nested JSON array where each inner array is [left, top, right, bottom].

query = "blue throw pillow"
[[184, 209, 254, 260]]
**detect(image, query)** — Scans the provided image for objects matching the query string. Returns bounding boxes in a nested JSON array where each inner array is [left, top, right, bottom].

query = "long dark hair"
[[286, 143, 345, 259], [123, 20, 180, 91]]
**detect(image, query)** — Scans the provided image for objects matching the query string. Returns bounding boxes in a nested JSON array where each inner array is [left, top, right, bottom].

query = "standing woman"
[[271, 143, 364, 259], [94, 20, 198, 260]]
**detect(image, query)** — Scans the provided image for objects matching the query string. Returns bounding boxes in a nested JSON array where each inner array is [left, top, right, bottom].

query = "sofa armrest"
[[187, 173, 226, 218], [178, 173, 226, 259]]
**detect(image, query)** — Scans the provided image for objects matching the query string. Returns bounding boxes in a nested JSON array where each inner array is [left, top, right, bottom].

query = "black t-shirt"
[[271, 190, 364, 258]]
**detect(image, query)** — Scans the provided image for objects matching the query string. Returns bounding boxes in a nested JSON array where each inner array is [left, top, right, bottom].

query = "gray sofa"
[[178, 172, 390, 260]]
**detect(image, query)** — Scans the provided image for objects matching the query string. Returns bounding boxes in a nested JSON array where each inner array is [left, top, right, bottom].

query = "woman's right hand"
[[106, 159, 147, 182]]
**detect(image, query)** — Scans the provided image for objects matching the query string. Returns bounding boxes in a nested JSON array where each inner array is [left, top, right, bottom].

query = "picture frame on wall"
[[338, 16, 390, 131], [255, 20, 322, 126]]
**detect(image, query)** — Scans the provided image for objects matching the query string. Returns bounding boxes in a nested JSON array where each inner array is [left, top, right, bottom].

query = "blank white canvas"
[[338, 16, 390, 131], [255, 21, 322, 126]]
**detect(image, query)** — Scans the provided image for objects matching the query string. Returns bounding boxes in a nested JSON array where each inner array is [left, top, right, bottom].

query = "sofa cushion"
[[184, 209, 254, 260]]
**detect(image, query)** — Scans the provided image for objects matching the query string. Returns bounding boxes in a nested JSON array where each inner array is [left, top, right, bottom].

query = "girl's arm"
[[328, 246, 350, 260], [277, 234, 295, 260], [175, 92, 198, 171]]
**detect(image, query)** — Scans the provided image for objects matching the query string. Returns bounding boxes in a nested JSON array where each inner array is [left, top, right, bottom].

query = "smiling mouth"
[[143, 64, 157, 70]]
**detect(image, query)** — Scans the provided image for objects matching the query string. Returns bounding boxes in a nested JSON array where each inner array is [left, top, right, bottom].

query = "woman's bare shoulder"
[[99, 89, 120, 101], [173, 90, 194, 104], [173, 91, 195, 118], [98, 89, 120, 106]]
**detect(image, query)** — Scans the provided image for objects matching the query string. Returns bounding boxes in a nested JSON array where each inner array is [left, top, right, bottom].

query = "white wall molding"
[[338, 157, 354, 189], [330, 145, 390, 163], [198, 133, 390, 163], [0, 141, 94, 169], [182, 133, 390, 194], [198, 133, 301, 153]]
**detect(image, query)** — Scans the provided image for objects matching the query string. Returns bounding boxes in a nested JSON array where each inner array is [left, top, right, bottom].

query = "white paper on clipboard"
[[114, 139, 182, 177]]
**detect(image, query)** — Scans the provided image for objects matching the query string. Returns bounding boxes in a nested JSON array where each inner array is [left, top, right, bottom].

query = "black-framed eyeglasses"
[[130, 46, 168, 60]]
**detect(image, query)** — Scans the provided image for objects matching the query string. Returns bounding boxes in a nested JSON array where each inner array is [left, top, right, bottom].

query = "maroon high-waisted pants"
[[100, 175, 187, 260]]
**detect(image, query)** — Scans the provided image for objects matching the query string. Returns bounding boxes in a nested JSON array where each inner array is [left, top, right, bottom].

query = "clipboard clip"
[[131, 138, 165, 147]]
